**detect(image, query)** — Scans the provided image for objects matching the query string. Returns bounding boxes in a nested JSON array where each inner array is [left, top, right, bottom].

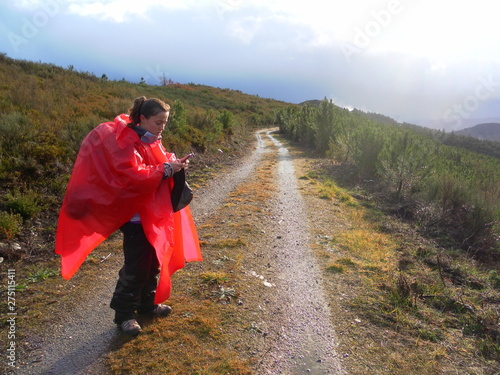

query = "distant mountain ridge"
[[455, 123, 500, 142]]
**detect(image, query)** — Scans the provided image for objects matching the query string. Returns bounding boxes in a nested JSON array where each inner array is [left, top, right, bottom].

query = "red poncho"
[[55, 114, 202, 304]]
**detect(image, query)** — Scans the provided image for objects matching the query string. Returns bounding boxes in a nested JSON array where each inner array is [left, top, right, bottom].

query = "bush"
[[0, 211, 22, 239], [60, 116, 100, 154], [0, 112, 33, 154], [4, 190, 44, 221]]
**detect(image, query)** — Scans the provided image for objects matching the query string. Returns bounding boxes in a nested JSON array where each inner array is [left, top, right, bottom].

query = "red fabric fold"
[[55, 114, 201, 303]]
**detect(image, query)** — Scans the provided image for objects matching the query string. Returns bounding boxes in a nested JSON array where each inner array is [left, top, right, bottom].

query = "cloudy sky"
[[1, 0, 500, 130]]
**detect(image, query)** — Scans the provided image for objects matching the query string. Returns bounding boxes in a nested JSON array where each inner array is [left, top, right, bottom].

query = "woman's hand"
[[169, 160, 187, 173]]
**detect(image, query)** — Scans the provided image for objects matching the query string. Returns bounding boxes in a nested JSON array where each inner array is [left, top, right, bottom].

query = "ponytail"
[[128, 97, 170, 126]]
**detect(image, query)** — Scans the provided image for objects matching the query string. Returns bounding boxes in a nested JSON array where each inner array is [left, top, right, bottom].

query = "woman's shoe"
[[150, 304, 172, 317], [120, 319, 142, 335]]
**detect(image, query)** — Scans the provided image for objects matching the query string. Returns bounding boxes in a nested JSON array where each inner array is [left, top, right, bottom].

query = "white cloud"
[[14, 0, 499, 62], [65, 0, 197, 22], [10, 0, 208, 22]]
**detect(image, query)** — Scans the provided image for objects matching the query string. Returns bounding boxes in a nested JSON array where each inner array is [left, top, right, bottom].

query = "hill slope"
[[456, 122, 500, 141]]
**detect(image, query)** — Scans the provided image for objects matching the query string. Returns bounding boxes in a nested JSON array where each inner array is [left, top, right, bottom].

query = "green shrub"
[[0, 111, 34, 154], [4, 190, 44, 220], [27, 132, 68, 163], [0, 211, 22, 239], [60, 116, 99, 153]]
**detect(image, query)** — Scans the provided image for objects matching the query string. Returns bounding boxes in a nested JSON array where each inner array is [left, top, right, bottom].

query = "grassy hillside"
[[276, 99, 499, 261], [354, 109, 500, 159], [0, 53, 290, 261]]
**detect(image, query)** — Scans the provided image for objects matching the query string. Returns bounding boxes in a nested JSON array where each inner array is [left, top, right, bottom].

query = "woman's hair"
[[128, 96, 170, 126]]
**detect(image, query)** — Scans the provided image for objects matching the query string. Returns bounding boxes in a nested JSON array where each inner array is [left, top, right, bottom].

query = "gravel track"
[[252, 132, 344, 374], [14, 130, 344, 375]]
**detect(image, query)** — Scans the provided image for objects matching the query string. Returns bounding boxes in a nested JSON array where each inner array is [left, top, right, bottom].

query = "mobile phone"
[[180, 153, 194, 163]]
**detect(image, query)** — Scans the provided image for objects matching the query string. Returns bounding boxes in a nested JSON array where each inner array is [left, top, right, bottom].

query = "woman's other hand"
[[169, 160, 186, 173]]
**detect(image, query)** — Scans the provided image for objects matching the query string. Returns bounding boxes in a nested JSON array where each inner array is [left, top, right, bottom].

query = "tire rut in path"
[[254, 131, 344, 374]]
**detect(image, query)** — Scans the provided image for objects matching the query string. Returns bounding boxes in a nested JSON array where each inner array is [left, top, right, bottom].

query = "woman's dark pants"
[[110, 222, 160, 324]]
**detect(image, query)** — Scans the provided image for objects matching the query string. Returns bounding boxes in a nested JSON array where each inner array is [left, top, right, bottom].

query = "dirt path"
[[247, 132, 344, 374], [16, 129, 344, 374]]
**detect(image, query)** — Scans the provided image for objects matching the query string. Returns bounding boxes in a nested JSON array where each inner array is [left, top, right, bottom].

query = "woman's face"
[[139, 111, 169, 137]]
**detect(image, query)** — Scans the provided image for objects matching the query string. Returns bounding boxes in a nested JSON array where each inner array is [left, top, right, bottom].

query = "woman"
[[55, 97, 202, 335]]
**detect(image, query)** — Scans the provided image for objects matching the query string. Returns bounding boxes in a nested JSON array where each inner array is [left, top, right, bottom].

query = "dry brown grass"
[[107, 297, 252, 374]]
